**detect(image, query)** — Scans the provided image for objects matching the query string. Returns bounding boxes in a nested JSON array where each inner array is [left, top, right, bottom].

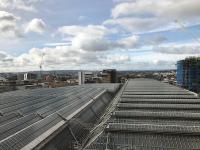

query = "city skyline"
[[0, 0, 200, 72]]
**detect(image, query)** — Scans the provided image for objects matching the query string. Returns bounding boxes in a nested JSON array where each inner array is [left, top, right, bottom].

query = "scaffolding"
[[177, 57, 200, 92]]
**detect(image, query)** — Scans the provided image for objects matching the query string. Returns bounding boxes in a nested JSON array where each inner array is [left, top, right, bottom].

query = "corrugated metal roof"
[[0, 83, 120, 150], [85, 79, 200, 150]]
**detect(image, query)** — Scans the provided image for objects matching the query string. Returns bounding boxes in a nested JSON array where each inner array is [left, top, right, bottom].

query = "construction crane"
[[39, 52, 45, 82]]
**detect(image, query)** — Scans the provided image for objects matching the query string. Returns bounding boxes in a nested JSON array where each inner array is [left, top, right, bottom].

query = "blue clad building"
[[176, 60, 185, 87], [177, 57, 200, 92]]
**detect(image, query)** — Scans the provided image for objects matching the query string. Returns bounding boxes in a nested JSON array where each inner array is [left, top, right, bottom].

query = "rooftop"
[[0, 83, 120, 150], [85, 79, 200, 150]]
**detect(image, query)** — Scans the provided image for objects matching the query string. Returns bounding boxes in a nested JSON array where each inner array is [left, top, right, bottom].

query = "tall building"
[[101, 69, 117, 83], [85, 72, 95, 83], [177, 60, 185, 87], [24, 73, 38, 81], [176, 57, 200, 92], [78, 71, 85, 85]]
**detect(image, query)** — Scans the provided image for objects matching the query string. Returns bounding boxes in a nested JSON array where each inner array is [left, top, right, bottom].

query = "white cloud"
[[134, 51, 198, 63], [2, 0, 200, 72], [112, 0, 200, 19], [0, 11, 22, 38], [103, 54, 131, 65], [25, 18, 46, 34], [0, 45, 133, 72], [78, 16, 87, 21], [57, 25, 139, 51], [0, 0, 41, 12], [155, 44, 200, 54], [0, 51, 8, 60], [0, 10, 20, 21], [107, 0, 200, 32], [72, 35, 118, 51], [58, 25, 112, 38], [131, 61, 176, 70], [0, 21, 140, 72], [119, 35, 139, 48], [128, 52, 198, 70], [104, 17, 169, 33], [44, 42, 70, 47], [58, 25, 114, 51], [1, 43, 198, 72], [13, 47, 91, 67], [0, 51, 14, 69], [113, 0, 134, 3]]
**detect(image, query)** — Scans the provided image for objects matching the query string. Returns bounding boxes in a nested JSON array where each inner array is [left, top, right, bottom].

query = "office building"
[[101, 69, 117, 83]]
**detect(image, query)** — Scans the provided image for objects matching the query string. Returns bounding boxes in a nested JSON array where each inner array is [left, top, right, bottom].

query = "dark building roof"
[[0, 84, 120, 150], [85, 78, 200, 150]]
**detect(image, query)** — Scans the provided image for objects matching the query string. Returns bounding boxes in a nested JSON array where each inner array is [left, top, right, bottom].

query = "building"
[[84, 71, 94, 83], [177, 60, 185, 87], [56, 73, 72, 81], [0, 76, 7, 82], [78, 71, 85, 85], [101, 69, 117, 83], [24, 73, 38, 81], [17, 73, 24, 81], [0, 73, 17, 81], [78, 70, 117, 85], [44, 74, 56, 82], [78, 71, 96, 85], [176, 57, 200, 92]]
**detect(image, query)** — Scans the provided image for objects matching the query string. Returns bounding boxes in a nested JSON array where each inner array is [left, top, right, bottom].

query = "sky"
[[0, 0, 200, 72]]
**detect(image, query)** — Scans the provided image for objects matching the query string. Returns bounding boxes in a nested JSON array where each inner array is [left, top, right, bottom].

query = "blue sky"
[[0, 0, 200, 72]]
